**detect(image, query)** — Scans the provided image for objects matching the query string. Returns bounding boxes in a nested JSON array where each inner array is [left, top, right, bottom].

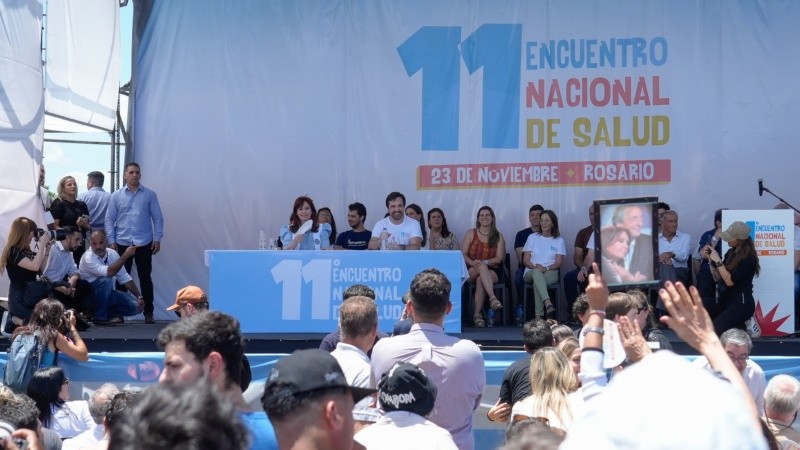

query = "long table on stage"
[[206, 249, 465, 333]]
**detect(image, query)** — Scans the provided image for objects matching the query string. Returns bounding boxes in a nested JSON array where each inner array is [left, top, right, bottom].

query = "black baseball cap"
[[377, 362, 437, 416], [263, 349, 375, 408]]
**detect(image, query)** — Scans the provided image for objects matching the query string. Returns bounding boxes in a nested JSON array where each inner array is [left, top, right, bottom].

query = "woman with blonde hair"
[[1, 217, 52, 324], [427, 208, 458, 250], [556, 337, 582, 386], [511, 347, 583, 432], [50, 175, 91, 264]]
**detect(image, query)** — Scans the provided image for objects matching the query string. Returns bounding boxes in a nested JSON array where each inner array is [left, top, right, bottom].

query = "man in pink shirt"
[[371, 268, 485, 450]]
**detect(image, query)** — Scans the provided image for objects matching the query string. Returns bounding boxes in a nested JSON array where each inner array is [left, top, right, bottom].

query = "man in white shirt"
[[692, 328, 766, 415], [355, 362, 457, 450], [657, 210, 692, 287], [764, 374, 800, 448], [62, 383, 119, 450], [371, 269, 485, 450], [330, 296, 379, 430], [368, 192, 422, 250], [79, 230, 143, 326], [42, 226, 93, 319]]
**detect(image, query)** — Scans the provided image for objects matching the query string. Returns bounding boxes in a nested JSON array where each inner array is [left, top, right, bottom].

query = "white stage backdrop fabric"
[[44, 0, 120, 132], [132, 0, 800, 321], [0, 0, 45, 297]]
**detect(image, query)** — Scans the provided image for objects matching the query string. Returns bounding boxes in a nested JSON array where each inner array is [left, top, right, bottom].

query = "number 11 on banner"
[[270, 259, 333, 321], [398, 24, 522, 151]]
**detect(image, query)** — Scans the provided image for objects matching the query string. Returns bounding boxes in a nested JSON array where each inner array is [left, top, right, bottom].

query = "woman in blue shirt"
[[280, 196, 332, 250]]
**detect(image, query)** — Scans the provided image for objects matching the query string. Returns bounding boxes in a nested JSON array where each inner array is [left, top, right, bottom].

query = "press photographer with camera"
[[0, 218, 53, 328], [40, 226, 92, 329], [11, 299, 88, 364]]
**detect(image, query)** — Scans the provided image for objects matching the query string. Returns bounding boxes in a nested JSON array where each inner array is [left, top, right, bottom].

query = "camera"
[[0, 420, 28, 450], [34, 228, 67, 242]]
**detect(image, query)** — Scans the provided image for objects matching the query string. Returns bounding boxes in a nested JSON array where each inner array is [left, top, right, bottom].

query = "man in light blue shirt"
[[105, 162, 164, 324], [78, 171, 111, 230]]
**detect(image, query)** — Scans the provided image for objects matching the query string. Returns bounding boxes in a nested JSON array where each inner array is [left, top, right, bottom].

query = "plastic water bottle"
[[380, 227, 388, 250], [515, 304, 524, 326], [259, 228, 267, 250], [486, 308, 495, 328]]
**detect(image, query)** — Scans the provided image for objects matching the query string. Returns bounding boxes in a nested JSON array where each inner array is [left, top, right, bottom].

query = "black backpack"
[[2, 332, 45, 393]]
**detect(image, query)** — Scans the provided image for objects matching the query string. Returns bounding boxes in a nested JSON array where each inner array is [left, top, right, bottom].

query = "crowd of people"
[[2, 169, 800, 448], [4, 267, 797, 450]]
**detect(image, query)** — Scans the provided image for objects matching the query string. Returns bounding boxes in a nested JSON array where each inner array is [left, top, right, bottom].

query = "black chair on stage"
[[464, 253, 511, 326], [522, 269, 562, 323]]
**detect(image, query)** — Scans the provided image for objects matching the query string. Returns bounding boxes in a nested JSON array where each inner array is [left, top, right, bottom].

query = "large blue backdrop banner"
[[131, 0, 800, 319]]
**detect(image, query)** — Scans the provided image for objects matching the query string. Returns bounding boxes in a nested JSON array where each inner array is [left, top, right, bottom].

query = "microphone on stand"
[[758, 179, 764, 197]]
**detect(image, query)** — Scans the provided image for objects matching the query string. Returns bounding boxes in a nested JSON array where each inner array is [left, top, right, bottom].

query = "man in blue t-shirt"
[[158, 311, 278, 450], [335, 202, 372, 250]]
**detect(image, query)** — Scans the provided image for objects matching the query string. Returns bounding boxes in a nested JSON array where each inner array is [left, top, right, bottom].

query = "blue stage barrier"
[[206, 249, 465, 333], [3, 351, 800, 449]]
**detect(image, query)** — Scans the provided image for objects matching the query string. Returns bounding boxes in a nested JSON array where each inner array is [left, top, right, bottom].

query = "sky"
[[42, 4, 133, 194]]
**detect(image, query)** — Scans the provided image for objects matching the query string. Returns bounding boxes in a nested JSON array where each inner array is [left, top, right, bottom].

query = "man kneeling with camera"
[[41, 227, 92, 330]]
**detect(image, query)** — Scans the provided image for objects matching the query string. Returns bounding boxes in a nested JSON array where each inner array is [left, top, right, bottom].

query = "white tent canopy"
[[44, 0, 121, 132]]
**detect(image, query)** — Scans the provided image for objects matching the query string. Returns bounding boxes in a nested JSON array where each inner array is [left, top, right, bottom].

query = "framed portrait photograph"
[[593, 197, 660, 289]]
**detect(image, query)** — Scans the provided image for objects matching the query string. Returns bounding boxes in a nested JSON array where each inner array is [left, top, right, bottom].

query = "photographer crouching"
[[40, 226, 92, 330], [0, 218, 53, 332]]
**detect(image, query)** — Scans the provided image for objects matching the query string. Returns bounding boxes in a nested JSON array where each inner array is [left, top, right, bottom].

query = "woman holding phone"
[[702, 221, 760, 335]]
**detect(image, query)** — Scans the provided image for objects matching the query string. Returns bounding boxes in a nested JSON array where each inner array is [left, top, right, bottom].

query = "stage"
[[5, 319, 800, 356]]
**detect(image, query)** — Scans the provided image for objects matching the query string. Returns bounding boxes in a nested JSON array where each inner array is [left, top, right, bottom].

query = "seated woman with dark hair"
[[462, 206, 506, 327], [405, 204, 427, 248], [427, 208, 458, 250], [522, 210, 566, 320], [27, 367, 94, 438], [317, 207, 337, 246]]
